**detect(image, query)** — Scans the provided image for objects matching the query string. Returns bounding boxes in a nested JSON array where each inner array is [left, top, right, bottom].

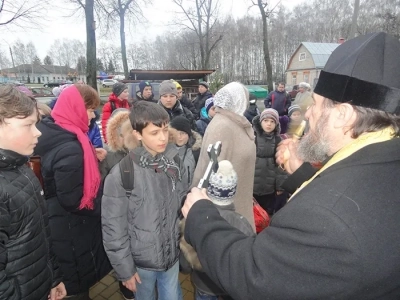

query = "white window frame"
[[299, 52, 306, 61]]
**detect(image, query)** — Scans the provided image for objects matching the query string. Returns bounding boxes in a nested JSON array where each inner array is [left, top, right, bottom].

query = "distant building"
[[0, 64, 85, 84], [286, 40, 343, 88]]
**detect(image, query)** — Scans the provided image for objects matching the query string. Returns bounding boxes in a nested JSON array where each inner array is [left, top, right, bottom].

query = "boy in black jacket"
[[0, 85, 66, 300]]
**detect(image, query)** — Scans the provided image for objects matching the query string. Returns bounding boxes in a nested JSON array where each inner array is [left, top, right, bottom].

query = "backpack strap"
[[110, 101, 116, 113], [119, 155, 134, 197]]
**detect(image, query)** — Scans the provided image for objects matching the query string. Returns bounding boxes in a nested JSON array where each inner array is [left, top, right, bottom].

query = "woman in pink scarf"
[[35, 84, 112, 299]]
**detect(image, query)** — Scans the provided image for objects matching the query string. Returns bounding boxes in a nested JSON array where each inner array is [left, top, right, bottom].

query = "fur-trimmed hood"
[[106, 111, 139, 152]]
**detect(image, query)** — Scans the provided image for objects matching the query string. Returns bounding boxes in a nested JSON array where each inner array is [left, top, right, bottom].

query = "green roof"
[[245, 85, 268, 98]]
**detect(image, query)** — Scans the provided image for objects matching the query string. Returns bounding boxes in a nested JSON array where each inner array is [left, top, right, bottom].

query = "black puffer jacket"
[[159, 100, 198, 132], [252, 115, 287, 195], [192, 91, 213, 118], [180, 95, 198, 116], [35, 117, 111, 295], [0, 149, 62, 300]]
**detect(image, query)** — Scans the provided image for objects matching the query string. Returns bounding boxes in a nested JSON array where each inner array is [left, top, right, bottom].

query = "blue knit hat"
[[205, 97, 214, 114], [139, 81, 152, 94], [207, 160, 237, 206]]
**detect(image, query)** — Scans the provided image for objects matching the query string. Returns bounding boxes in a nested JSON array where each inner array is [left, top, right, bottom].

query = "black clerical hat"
[[314, 32, 400, 114]]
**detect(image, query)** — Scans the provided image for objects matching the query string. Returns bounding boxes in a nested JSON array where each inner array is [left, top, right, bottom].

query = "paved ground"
[[89, 271, 195, 300]]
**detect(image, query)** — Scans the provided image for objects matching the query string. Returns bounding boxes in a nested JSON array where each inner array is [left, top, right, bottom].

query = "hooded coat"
[[192, 82, 256, 230], [101, 93, 130, 143], [100, 111, 140, 180], [252, 115, 287, 195], [35, 117, 111, 295], [0, 149, 62, 300]]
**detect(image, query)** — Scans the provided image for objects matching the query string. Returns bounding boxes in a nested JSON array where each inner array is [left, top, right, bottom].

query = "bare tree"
[[252, 0, 280, 92], [12, 40, 27, 66], [99, 0, 147, 78], [173, 0, 224, 70], [69, 0, 98, 89], [0, 49, 11, 69], [349, 0, 360, 38], [0, 0, 48, 28]]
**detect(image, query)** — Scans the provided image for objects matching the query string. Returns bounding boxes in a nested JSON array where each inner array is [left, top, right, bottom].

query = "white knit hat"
[[207, 160, 237, 206]]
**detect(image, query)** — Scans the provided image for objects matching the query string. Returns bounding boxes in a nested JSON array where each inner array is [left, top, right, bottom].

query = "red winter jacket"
[[101, 93, 129, 143]]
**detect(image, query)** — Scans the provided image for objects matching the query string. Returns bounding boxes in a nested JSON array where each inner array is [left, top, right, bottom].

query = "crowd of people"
[[0, 31, 399, 300]]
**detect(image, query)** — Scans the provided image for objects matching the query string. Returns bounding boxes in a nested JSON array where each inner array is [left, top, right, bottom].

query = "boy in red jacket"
[[101, 82, 130, 143]]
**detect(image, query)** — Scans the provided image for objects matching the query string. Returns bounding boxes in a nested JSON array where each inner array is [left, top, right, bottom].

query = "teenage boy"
[[0, 85, 66, 300], [135, 81, 156, 103], [102, 101, 184, 300], [173, 80, 198, 116]]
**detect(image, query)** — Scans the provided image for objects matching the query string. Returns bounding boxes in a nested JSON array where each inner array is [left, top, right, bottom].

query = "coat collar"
[[0, 149, 28, 170]]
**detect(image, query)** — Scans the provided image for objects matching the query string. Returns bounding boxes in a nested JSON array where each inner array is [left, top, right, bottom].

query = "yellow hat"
[[172, 80, 182, 90]]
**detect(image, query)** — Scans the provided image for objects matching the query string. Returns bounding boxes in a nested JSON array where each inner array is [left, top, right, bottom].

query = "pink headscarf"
[[51, 85, 100, 210]]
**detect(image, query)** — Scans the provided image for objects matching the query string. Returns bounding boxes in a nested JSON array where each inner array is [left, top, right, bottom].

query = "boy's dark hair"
[[129, 101, 169, 134], [0, 84, 38, 125]]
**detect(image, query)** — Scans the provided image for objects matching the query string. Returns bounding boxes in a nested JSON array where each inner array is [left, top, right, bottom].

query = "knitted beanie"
[[159, 80, 178, 97], [288, 104, 301, 117], [199, 81, 209, 89], [139, 81, 152, 94], [207, 160, 238, 206], [170, 116, 192, 137], [112, 82, 128, 97], [260, 108, 279, 124], [205, 97, 214, 114]]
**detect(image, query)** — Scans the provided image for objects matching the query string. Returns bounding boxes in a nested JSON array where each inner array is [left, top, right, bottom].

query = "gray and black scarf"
[[130, 151, 182, 190]]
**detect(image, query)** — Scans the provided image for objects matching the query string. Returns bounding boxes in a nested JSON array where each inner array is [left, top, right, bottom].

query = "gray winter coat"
[[101, 145, 186, 281], [172, 130, 202, 192]]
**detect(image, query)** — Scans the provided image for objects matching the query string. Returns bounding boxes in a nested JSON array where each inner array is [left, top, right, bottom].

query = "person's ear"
[[334, 103, 356, 133], [132, 129, 142, 141]]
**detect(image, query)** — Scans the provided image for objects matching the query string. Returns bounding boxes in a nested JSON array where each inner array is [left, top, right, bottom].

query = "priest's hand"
[[182, 188, 210, 218], [276, 138, 303, 174]]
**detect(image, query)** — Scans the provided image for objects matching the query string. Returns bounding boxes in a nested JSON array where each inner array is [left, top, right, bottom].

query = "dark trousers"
[[253, 193, 276, 216]]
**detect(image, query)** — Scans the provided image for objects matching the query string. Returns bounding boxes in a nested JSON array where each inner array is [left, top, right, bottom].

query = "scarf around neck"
[[51, 85, 100, 210], [290, 127, 396, 200], [130, 148, 182, 190]]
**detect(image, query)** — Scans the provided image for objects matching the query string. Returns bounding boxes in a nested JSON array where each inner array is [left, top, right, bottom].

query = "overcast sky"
[[1, 0, 304, 59]]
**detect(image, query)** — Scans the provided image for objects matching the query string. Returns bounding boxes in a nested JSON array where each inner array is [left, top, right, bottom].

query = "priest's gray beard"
[[297, 112, 331, 163]]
